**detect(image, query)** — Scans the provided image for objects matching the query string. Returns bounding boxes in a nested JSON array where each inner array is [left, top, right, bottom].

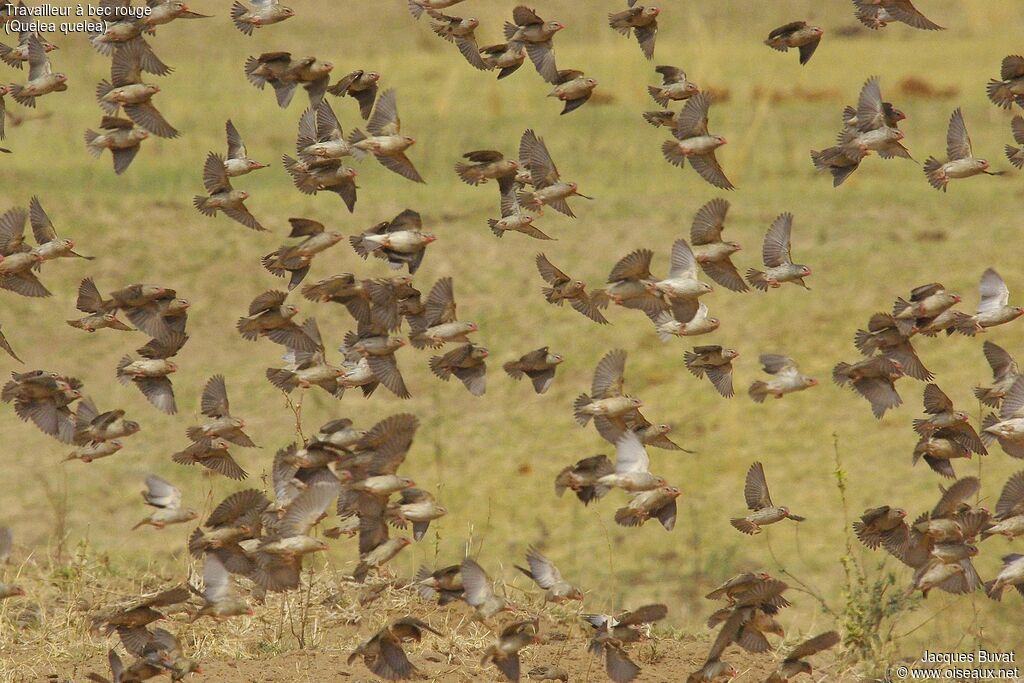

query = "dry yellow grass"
[[1, 0, 1023, 678]]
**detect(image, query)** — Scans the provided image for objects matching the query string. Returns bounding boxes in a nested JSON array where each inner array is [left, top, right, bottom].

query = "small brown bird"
[[427, 10, 489, 71], [138, 1, 212, 28], [351, 209, 436, 274], [283, 155, 358, 212], [192, 553, 253, 622], [489, 192, 551, 240], [748, 354, 817, 402], [662, 93, 733, 190], [832, 355, 904, 419], [262, 218, 344, 290], [187, 375, 256, 448], [924, 109, 1001, 191], [415, 564, 464, 605], [8, 34, 66, 108], [461, 558, 508, 620], [133, 474, 197, 530], [854, 313, 932, 381], [223, 120, 266, 177], [0, 208, 47, 298], [116, 333, 186, 415], [73, 397, 140, 446], [575, 349, 642, 428], [555, 454, 614, 505], [913, 428, 976, 479], [193, 152, 265, 231], [231, 0, 294, 35], [615, 485, 680, 530], [892, 282, 960, 335], [173, 436, 246, 480], [586, 604, 667, 682], [764, 22, 823, 65], [684, 345, 738, 398], [730, 462, 806, 534], [764, 631, 841, 682], [327, 69, 380, 119], [480, 41, 526, 79], [746, 213, 811, 291], [504, 346, 563, 394], [982, 377, 1024, 459], [985, 554, 1024, 601], [237, 289, 317, 351], [504, 6, 564, 83], [96, 41, 177, 139], [608, 1, 660, 60], [536, 253, 608, 324], [455, 149, 520, 196], [3, 369, 82, 442], [338, 320, 411, 399], [528, 665, 569, 682], [914, 384, 986, 453], [649, 65, 698, 107], [548, 69, 598, 115], [854, 506, 909, 555], [430, 343, 489, 396], [27, 196, 91, 263], [0, 30, 58, 70], [975, 341, 1020, 409], [350, 89, 424, 183], [688, 198, 746, 292], [386, 488, 447, 541], [517, 129, 592, 217], [409, 277, 478, 349], [951, 268, 1024, 336], [85, 116, 149, 175], [988, 56, 1024, 110], [515, 545, 584, 603], [348, 618, 441, 681], [1005, 116, 1024, 169], [592, 248, 665, 318], [482, 619, 542, 682], [853, 0, 943, 31]]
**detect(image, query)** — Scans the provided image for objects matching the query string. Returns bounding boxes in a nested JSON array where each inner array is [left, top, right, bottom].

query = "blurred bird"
[[0, 324, 20, 363], [504, 6, 564, 83], [924, 108, 1001, 192], [283, 155, 358, 212], [764, 631, 841, 682], [191, 553, 253, 622], [327, 69, 380, 119], [73, 396, 140, 446], [237, 290, 316, 351], [950, 268, 1024, 336], [646, 239, 713, 322], [244, 52, 333, 108], [96, 40, 177, 138], [455, 149, 519, 197], [982, 377, 1024, 459], [193, 152, 265, 231], [555, 454, 614, 506], [0, 30, 58, 69], [231, 0, 294, 35], [748, 354, 817, 402], [615, 485, 680, 530], [515, 546, 583, 603], [482, 619, 542, 682], [988, 56, 1024, 110], [187, 375, 256, 447], [832, 355, 904, 419], [504, 347, 563, 394], [408, 0, 467, 19], [913, 384, 986, 454], [548, 69, 598, 115], [461, 558, 509, 620], [138, 1, 211, 29], [608, 1, 659, 60], [730, 462, 806, 534], [684, 345, 738, 398], [338, 320, 411, 399], [415, 564, 464, 605], [536, 253, 608, 324], [662, 93, 733, 189], [27, 196, 91, 263], [586, 604, 668, 682], [913, 428, 976, 478], [892, 282, 960, 335], [852, 0, 944, 30], [8, 34, 66, 108], [133, 474, 197, 530], [351, 209, 435, 274], [764, 22, 823, 65], [1005, 116, 1024, 169], [386, 488, 447, 541], [489, 192, 551, 240], [575, 349, 643, 427], [409, 277, 478, 349], [348, 617, 441, 681], [854, 313, 932, 381], [427, 10, 489, 71], [517, 129, 592, 217], [350, 89, 424, 183], [985, 554, 1024, 601], [592, 248, 665, 319], [854, 506, 909, 553], [85, 116, 149, 175], [116, 333, 186, 414], [598, 430, 667, 492], [652, 304, 719, 339], [688, 198, 747, 292], [982, 471, 1024, 540], [746, 214, 810, 291], [975, 341, 1020, 409], [480, 41, 526, 79], [430, 343, 489, 396], [528, 665, 569, 682], [262, 218, 344, 290], [648, 65, 698, 107], [223, 120, 266, 177]]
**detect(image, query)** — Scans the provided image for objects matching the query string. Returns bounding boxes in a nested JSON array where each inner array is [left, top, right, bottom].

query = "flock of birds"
[[0, 0, 1022, 681]]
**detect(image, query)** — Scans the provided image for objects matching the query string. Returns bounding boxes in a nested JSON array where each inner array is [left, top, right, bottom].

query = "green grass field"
[[2, 0, 1024, 676]]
